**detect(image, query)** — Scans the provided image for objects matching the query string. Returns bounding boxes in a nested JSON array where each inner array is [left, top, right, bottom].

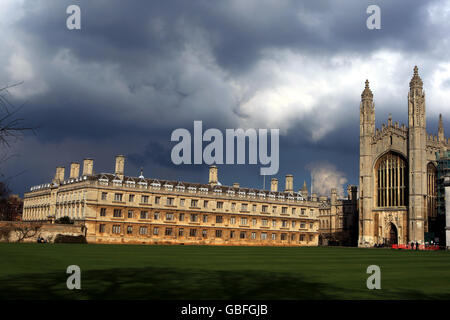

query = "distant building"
[[23, 156, 322, 246], [318, 186, 358, 246], [0, 194, 23, 221]]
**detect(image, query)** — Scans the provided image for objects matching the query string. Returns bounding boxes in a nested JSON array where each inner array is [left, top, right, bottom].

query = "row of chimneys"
[[208, 165, 358, 200], [208, 165, 299, 192], [269, 175, 294, 192], [52, 158, 354, 198], [52, 155, 125, 183]]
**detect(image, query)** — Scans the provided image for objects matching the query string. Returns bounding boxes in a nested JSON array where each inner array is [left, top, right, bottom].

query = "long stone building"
[[359, 66, 449, 247], [22, 157, 322, 246]]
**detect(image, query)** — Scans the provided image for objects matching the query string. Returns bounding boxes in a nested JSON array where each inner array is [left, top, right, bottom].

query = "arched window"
[[427, 163, 437, 219], [375, 152, 408, 207]]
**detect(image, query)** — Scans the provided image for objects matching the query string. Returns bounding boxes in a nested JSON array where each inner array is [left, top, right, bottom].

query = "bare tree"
[[0, 82, 36, 221], [0, 182, 23, 221], [0, 82, 36, 181], [0, 82, 35, 148], [12, 223, 42, 242], [0, 182, 10, 220], [0, 223, 14, 242]]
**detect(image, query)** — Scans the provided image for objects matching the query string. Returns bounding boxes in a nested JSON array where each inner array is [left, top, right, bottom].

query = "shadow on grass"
[[1, 266, 449, 300], [0, 267, 341, 300]]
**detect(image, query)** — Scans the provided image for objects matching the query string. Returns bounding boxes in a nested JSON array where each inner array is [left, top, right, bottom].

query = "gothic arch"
[[374, 151, 408, 208], [426, 162, 437, 221], [372, 149, 407, 168], [387, 222, 398, 245]]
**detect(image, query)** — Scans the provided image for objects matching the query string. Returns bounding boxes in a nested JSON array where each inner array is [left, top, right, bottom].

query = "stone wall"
[[0, 221, 84, 243]]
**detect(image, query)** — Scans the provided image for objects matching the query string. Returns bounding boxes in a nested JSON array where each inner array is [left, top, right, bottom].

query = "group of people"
[[373, 243, 388, 248], [36, 236, 48, 243], [373, 241, 421, 250], [409, 241, 420, 250]]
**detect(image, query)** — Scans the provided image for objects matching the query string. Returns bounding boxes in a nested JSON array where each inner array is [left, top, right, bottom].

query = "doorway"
[[388, 223, 398, 245]]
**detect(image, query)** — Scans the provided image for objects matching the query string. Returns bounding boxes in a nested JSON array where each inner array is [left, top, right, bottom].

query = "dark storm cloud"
[[128, 140, 174, 169], [17, 0, 443, 74], [206, 0, 442, 71], [17, 1, 439, 83], [1, 0, 450, 196]]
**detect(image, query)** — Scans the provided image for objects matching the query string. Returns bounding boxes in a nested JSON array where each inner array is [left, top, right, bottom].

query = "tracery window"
[[375, 153, 408, 207], [426, 163, 437, 219]]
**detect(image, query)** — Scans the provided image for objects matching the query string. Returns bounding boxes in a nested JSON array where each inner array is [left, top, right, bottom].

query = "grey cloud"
[[1, 0, 449, 196]]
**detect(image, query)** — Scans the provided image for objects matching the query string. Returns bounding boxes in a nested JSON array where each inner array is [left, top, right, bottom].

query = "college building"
[[359, 66, 449, 247], [19, 66, 450, 248], [22, 157, 327, 246]]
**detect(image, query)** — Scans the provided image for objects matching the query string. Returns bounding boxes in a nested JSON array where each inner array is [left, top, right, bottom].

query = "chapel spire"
[[439, 113, 445, 142], [361, 79, 373, 101], [409, 66, 423, 92]]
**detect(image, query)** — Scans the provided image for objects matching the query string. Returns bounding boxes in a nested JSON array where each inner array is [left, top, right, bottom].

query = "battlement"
[[372, 119, 408, 142], [426, 132, 449, 148]]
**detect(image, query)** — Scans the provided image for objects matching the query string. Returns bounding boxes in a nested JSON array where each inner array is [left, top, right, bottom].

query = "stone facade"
[[318, 186, 358, 246], [23, 157, 321, 247], [359, 67, 449, 247]]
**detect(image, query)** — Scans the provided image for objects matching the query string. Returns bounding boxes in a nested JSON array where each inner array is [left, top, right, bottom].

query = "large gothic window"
[[426, 163, 437, 219], [375, 153, 408, 207]]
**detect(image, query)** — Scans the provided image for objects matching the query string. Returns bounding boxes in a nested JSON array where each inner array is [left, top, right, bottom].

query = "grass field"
[[0, 243, 449, 300]]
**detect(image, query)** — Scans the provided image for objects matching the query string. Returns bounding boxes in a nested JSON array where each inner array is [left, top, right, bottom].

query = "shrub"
[[54, 234, 87, 244], [55, 216, 73, 224]]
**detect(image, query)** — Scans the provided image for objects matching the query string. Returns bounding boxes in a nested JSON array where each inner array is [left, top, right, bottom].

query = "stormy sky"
[[1, 0, 450, 197]]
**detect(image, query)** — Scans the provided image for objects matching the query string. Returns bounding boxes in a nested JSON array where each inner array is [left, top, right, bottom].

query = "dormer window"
[[150, 182, 161, 189], [138, 181, 148, 187]]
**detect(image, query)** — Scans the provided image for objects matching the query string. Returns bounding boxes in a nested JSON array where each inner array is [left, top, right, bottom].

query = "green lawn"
[[0, 243, 449, 300]]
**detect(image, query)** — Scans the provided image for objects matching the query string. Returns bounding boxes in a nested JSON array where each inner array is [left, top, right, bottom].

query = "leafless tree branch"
[[0, 82, 36, 149]]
